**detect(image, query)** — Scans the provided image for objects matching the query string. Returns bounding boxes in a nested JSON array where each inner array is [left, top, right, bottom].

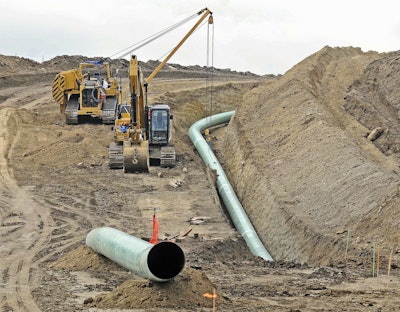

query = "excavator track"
[[123, 141, 149, 173], [102, 96, 118, 124], [65, 95, 79, 124], [108, 142, 123, 169]]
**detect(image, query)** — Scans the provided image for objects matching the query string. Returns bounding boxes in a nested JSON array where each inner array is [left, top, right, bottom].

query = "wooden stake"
[[203, 289, 217, 311], [213, 288, 216, 312], [387, 249, 393, 286], [344, 229, 350, 263], [376, 245, 380, 277], [372, 243, 376, 278]]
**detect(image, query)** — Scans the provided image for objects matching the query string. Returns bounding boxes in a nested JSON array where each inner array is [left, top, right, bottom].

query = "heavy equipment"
[[52, 61, 122, 124], [109, 8, 213, 173], [108, 56, 176, 171]]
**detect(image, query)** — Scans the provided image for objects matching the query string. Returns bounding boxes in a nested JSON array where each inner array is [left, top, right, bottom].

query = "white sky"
[[1, 0, 399, 75]]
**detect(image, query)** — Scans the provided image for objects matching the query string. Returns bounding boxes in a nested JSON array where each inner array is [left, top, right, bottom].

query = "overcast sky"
[[1, 0, 399, 75]]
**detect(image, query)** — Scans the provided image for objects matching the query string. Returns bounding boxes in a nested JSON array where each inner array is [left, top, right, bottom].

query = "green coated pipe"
[[86, 227, 185, 282], [189, 111, 273, 261]]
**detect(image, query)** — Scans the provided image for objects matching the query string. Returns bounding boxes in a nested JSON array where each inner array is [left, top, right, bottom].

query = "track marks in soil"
[[0, 105, 52, 311]]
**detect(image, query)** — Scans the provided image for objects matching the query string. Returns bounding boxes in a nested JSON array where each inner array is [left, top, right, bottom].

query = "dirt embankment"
[[222, 46, 400, 266]]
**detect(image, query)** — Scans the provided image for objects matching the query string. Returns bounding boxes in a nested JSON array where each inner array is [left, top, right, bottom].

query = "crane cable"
[[206, 15, 214, 128], [109, 11, 201, 59], [155, 19, 209, 62]]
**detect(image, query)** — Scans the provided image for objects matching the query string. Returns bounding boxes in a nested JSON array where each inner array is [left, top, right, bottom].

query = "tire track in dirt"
[[31, 193, 101, 264], [0, 107, 53, 311]]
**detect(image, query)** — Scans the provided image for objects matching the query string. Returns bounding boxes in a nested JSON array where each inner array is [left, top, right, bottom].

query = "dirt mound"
[[222, 46, 400, 265], [0, 53, 263, 79], [51, 244, 225, 309], [0, 53, 264, 91], [50, 245, 123, 271], [40, 55, 129, 73], [0, 54, 39, 74], [86, 268, 224, 309], [344, 50, 400, 155], [0, 55, 49, 88]]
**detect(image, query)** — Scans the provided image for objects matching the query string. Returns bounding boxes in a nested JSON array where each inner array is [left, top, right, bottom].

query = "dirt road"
[[1, 51, 400, 311], [0, 84, 53, 312]]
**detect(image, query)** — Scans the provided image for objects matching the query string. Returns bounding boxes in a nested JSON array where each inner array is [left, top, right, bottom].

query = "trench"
[[188, 111, 273, 261]]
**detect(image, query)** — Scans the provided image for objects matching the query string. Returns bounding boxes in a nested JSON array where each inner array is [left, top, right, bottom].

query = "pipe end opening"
[[147, 241, 185, 280]]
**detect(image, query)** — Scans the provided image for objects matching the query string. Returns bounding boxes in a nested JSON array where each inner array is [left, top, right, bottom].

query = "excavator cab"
[[80, 81, 104, 108], [149, 106, 170, 145], [54, 61, 120, 124], [147, 104, 175, 167]]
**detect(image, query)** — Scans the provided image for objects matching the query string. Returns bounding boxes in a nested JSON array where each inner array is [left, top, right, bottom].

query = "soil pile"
[[345, 50, 400, 155], [222, 46, 400, 266], [0, 53, 261, 91], [87, 268, 224, 309], [52, 246, 224, 309], [50, 246, 123, 271], [0, 53, 261, 78], [0, 55, 39, 74]]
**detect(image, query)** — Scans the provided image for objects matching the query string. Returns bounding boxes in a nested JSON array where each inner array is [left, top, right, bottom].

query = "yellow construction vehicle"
[[109, 8, 213, 172], [52, 61, 122, 124], [108, 56, 177, 171]]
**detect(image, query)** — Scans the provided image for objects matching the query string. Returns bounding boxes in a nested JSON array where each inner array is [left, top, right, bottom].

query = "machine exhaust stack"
[[86, 227, 185, 282]]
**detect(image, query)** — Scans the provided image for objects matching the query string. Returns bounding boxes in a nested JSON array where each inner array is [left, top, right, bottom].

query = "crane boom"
[[146, 8, 213, 84]]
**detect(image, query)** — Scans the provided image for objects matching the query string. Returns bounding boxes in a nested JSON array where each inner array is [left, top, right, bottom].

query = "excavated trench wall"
[[221, 47, 400, 265]]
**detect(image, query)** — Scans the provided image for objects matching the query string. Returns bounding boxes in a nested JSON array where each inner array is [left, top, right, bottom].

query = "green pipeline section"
[[188, 111, 273, 261], [86, 227, 185, 282]]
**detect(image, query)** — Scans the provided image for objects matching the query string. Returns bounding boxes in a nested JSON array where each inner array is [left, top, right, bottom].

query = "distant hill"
[[0, 54, 271, 79]]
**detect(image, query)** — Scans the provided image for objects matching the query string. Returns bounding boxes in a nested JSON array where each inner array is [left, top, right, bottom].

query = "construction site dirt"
[[1, 48, 400, 311]]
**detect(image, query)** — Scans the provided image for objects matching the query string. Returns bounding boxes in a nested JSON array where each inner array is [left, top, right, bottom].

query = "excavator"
[[52, 61, 122, 124], [109, 8, 213, 173]]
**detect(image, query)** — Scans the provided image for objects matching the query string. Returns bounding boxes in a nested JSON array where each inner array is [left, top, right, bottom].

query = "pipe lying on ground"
[[188, 111, 273, 261], [86, 227, 185, 282]]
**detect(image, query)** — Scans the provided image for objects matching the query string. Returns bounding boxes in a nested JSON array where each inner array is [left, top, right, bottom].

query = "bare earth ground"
[[1, 49, 400, 311]]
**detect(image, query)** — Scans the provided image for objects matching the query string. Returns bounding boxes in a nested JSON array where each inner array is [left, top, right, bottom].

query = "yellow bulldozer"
[[109, 8, 213, 173], [52, 61, 122, 124]]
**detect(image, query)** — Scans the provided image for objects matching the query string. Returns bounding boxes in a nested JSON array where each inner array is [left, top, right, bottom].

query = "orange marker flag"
[[203, 288, 217, 312], [150, 209, 159, 244]]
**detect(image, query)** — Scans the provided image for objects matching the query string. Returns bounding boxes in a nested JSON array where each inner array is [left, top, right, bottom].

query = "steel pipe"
[[86, 227, 185, 282], [189, 111, 273, 261]]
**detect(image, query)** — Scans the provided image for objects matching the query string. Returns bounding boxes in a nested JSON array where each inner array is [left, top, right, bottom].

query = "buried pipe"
[[189, 111, 273, 261], [86, 227, 185, 282]]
